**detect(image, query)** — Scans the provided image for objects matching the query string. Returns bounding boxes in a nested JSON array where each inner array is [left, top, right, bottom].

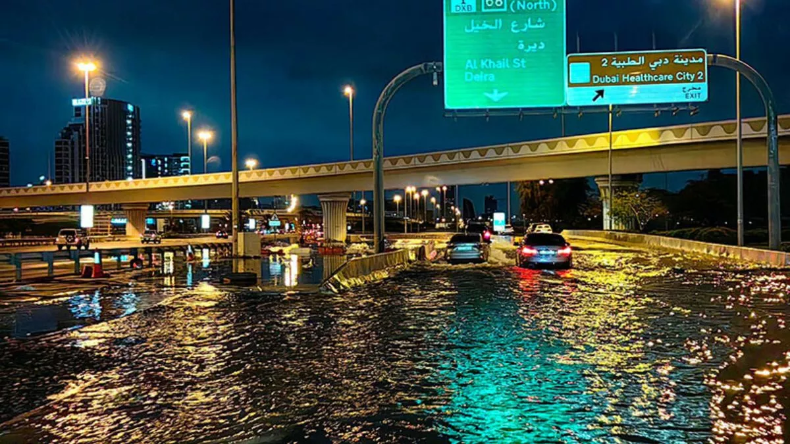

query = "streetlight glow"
[[182, 111, 193, 120], [393, 195, 402, 203], [76, 61, 97, 72], [360, 199, 367, 206], [245, 159, 258, 170], [344, 85, 354, 97], [198, 131, 212, 141], [421, 190, 428, 197]]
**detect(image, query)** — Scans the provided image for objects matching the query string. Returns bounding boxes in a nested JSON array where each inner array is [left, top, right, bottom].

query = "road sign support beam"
[[372, 62, 443, 253], [708, 54, 781, 250]]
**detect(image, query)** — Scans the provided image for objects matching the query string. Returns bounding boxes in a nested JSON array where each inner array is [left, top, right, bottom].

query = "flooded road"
[[1, 240, 789, 443]]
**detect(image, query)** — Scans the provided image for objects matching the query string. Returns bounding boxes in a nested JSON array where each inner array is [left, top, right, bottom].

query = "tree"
[[610, 189, 667, 232], [516, 178, 591, 227]]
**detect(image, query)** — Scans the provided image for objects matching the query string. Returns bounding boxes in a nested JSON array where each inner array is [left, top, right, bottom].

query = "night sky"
[[2, 0, 789, 210]]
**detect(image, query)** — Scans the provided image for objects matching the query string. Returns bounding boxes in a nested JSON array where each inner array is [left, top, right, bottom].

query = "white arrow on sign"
[[484, 89, 509, 102]]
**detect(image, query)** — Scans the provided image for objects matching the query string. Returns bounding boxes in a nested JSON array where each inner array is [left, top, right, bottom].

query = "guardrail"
[[0, 241, 233, 282], [0, 237, 54, 248]]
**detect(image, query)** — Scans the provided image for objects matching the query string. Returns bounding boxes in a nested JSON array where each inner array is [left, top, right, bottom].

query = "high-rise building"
[[0, 137, 9, 187], [141, 153, 190, 179], [484, 195, 498, 215], [54, 97, 141, 184]]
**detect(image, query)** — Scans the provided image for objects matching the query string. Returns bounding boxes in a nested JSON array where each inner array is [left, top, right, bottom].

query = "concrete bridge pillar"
[[123, 203, 149, 238], [319, 193, 351, 244], [594, 175, 642, 231]]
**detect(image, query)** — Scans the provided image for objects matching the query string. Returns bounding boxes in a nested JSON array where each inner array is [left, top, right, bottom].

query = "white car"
[[527, 223, 553, 234], [56, 229, 90, 250]]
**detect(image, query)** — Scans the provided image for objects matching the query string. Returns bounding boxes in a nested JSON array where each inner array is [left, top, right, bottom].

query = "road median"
[[564, 230, 790, 267]]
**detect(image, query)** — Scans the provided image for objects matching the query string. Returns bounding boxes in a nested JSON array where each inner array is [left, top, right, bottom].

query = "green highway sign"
[[443, 0, 567, 110]]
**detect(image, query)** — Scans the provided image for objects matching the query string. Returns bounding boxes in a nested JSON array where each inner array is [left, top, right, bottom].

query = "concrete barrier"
[[322, 248, 417, 292], [564, 230, 790, 267]]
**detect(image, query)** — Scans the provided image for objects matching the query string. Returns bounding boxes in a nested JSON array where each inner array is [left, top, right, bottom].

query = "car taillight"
[[559, 246, 572, 256], [521, 247, 538, 256]]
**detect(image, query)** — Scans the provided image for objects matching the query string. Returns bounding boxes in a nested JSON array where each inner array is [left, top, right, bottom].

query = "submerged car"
[[517, 233, 572, 269], [446, 233, 490, 264]]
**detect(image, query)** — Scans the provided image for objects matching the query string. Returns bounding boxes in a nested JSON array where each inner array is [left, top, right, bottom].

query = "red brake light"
[[521, 247, 538, 256], [559, 246, 572, 256]]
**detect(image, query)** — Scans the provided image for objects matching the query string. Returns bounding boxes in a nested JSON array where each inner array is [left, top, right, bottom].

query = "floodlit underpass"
[[1, 236, 788, 443]]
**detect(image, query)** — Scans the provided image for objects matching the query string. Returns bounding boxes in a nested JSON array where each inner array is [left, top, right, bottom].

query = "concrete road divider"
[[322, 248, 420, 292], [564, 230, 790, 267]]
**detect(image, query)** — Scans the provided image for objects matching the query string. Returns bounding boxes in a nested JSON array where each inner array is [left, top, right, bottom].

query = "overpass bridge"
[[1, 115, 788, 240], [1, 115, 788, 209]]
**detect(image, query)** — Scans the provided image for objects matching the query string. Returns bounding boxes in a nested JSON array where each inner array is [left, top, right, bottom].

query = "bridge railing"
[[0, 241, 233, 282]]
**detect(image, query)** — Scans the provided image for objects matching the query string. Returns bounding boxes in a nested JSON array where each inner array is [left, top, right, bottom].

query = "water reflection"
[[2, 246, 787, 442]]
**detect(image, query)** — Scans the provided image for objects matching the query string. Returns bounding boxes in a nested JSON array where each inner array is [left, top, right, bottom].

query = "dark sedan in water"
[[517, 233, 572, 269], [446, 233, 490, 264]]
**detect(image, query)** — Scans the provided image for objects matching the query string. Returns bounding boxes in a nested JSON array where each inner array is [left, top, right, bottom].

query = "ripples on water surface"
[[1, 243, 790, 443]]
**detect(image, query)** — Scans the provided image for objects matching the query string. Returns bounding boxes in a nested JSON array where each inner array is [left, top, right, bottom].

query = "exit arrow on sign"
[[593, 89, 605, 102], [484, 90, 509, 102]]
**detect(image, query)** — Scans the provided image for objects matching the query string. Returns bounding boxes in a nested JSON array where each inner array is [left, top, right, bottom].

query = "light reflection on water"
[[0, 245, 789, 442], [0, 253, 334, 340]]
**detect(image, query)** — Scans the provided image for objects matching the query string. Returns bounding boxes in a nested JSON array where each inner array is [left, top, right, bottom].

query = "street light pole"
[[83, 68, 90, 190], [345, 86, 355, 206], [360, 198, 366, 234], [199, 131, 212, 212], [230, 0, 240, 255], [182, 111, 193, 175], [76, 61, 96, 190], [735, 0, 744, 246]]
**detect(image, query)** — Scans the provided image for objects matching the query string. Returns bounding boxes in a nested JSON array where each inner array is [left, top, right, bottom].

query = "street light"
[[76, 60, 97, 190], [420, 190, 429, 223], [344, 85, 356, 207], [360, 198, 367, 233], [430, 196, 437, 221], [414, 193, 420, 222], [198, 131, 213, 174], [182, 111, 193, 174], [394, 194, 402, 216], [405, 186, 415, 228], [441, 185, 448, 221], [198, 130, 212, 212], [245, 158, 258, 170]]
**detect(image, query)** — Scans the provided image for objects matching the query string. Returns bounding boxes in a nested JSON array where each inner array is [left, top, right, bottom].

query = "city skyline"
[[1, 0, 787, 194]]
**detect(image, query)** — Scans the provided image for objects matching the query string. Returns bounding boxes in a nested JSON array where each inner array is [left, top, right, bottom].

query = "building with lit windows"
[[0, 137, 9, 187], [141, 153, 190, 179], [54, 97, 141, 184]]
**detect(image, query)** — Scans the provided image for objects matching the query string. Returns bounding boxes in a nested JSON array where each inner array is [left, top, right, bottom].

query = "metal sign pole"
[[708, 54, 780, 250], [608, 104, 614, 231], [372, 62, 443, 253]]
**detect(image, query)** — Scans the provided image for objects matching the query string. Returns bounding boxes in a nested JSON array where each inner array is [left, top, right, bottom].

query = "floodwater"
[[0, 240, 789, 443]]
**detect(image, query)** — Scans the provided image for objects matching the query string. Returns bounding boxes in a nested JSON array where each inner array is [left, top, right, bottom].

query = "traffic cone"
[[92, 262, 104, 278]]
